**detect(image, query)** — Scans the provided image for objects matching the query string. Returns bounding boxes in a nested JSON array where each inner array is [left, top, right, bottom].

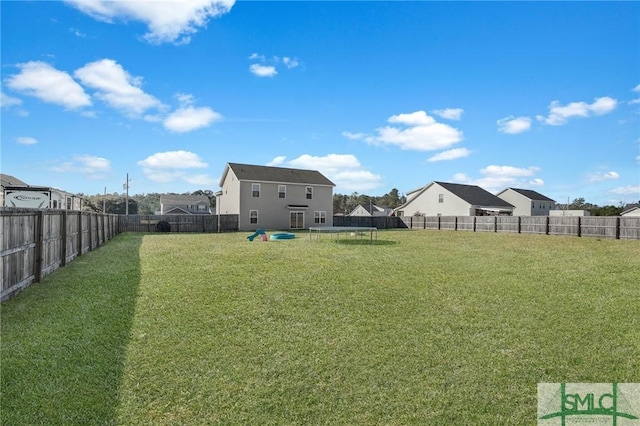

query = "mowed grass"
[[2, 230, 639, 425]]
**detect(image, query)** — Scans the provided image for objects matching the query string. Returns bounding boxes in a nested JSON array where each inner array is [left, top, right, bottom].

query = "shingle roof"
[[1, 174, 29, 187], [435, 181, 513, 207], [160, 194, 210, 204], [226, 163, 335, 186], [505, 188, 555, 202]]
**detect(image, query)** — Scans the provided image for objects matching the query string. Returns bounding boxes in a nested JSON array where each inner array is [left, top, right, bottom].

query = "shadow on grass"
[[332, 238, 398, 246], [0, 233, 142, 426]]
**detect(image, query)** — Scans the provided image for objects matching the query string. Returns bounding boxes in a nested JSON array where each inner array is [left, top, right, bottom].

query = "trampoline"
[[308, 226, 378, 243]]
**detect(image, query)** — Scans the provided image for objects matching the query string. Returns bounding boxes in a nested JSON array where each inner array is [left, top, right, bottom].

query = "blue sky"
[[1, 1, 639, 206]]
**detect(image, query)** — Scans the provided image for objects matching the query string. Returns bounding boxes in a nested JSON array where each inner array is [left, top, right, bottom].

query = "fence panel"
[[457, 217, 475, 231], [1, 208, 121, 302], [549, 216, 580, 237], [497, 216, 519, 233], [580, 217, 618, 239], [475, 217, 497, 232], [520, 216, 548, 234], [620, 217, 640, 240]]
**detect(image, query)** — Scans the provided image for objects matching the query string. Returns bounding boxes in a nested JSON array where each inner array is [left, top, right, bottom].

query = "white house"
[[349, 203, 394, 217], [159, 194, 212, 215], [620, 204, 640, 217], [395, 181, 514, 217], [216, 163, 335, 231], [495, 188, 555, 216]]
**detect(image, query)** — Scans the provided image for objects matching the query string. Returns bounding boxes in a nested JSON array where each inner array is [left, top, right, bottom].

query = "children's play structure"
[[246, 229, 296, 242], [246, 228, 268, 242]]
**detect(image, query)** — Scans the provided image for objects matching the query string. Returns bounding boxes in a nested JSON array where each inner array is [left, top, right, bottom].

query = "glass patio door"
[[290, 211, 304, 229]]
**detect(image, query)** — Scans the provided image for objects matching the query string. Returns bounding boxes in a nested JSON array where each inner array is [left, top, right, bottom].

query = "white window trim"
[[249, 210, 258, 224], [252, 183, 260, 198], [306, 186, 313, 200], [278, 185, 286, 199], [314, 211, 327, 224]]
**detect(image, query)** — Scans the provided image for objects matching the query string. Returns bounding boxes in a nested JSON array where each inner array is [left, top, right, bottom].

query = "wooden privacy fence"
[[1, 208, 121, 301], [399, 215, 640, 239], [120, 214, 238, 233]]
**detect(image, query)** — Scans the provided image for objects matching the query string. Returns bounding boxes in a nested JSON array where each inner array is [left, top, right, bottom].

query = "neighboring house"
[[395, 181, 514, 217], [549, 210, 591, 217], [1, 173, 82, 210], [495, 187, 555, 216], [159, 194, 212, 215], [216, 162, 335, 231], [349, 203, 394, 217], [620, 204, 640, 217]]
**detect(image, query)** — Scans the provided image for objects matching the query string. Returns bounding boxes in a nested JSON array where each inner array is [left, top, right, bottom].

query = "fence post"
[[577, 216, 582, 238], [34, 210, 44, 283], [473, 216, 477, 232], [454, 216, 458, 231], [545, 216, 550, 235], [615, 216, 620, 239], [61, 211, 68, 266], [494, 216, 498, 232], [517, 216, 521, 234]]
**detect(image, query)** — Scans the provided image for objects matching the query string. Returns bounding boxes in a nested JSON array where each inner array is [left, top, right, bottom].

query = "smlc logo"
[[538, 383, 640, 425]]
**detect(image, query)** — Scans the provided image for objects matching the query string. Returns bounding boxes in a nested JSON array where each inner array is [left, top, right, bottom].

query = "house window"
[[306, 186, 313, 200], [252, 183, 260, 198], [438, 194, 444, 203], [249, 210, 258, 224], [314, 211, 326, 224], [278, 185, 286, 199], [197, 204, 207, 212]]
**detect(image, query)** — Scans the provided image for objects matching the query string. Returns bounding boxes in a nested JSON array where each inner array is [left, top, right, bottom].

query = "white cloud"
[[453, 165, 542, 192], [427, 148, 470, 162], [16, 136, 37, 145], [164, 106, 222, 132], [50, 155, 111, 179], [64, 0, 235, 45], [268, 154, 383, 192], [5, 61, 91, 109], [497, 116, 532, 134], [589, 171, 620, 182], [1, 91, 22, 108], [634, 84, 640, 92], [362, 110, 463, 151], [138, 150, 208, 169], [432, 108, 463, 121], [609, 185, 640, 197], [282, 57, 300, 69], [536, 96, 618, 126], [74, 59, 162, 117], [342, 131, 366, 140], [138, 150, 212, 185], [249, 64, 277, 77], [248, 53, 300, 77]]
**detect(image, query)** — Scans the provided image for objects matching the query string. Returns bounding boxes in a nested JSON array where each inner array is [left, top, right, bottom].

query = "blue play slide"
[[246, 228, 266, 241]]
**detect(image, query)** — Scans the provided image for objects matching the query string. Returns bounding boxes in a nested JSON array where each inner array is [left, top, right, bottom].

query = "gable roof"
[[435, 181, 513, 207], [160, 194, 210, 205], [222, 163, 335, 186], [621, 204, 640, 216], [1, 173, 29, 188], [497, 187, 555, 202]]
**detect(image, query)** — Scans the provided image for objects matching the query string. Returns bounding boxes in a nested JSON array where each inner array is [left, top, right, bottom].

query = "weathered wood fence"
[[397, 215, 640, 239], [1, 208, 121, 301], [0, 210, 240, 301], [119, 214, 238, 233]]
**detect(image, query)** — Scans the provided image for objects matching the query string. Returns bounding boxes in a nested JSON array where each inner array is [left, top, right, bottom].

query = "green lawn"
[[2, 230, 639, 425]]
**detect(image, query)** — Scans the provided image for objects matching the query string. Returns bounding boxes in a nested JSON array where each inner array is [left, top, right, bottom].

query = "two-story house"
[[159, 194, 212, 215], [216, 163, 335, 231], [495, 188, 555, 216], [395, 181, 514, 217]]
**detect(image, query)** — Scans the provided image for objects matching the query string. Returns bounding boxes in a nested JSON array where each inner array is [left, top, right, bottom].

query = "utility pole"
[[123, 173, 131, 215]]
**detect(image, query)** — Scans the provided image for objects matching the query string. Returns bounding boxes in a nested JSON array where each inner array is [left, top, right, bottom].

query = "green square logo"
[[538, 383, 640, 425]]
